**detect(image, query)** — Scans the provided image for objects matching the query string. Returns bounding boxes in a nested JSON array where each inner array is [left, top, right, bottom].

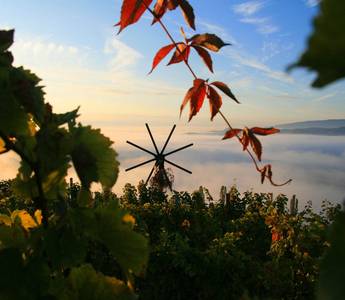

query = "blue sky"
[[0, 0, 344, 128]]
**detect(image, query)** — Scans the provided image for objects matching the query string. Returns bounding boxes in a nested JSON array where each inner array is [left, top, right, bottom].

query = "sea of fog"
[[1, 125, 344, 210]]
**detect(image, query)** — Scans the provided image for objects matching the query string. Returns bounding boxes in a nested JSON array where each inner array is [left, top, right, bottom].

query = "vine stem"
[[143, 3, 291, 187]]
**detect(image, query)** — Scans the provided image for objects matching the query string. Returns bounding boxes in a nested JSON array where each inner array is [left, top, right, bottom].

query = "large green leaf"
[[70, 202, 148, 275], [10, 67, 45, 124], [317, 212, 345, 299], [289, 0, 345, 87], [43, 226, 87, 270], [71, 125, 119, 190], [55, 264, 136, 300], [0, 93, 30, 137]]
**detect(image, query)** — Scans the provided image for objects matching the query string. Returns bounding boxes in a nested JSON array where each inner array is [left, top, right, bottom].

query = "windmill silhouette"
[[125, 124, 193, 191]]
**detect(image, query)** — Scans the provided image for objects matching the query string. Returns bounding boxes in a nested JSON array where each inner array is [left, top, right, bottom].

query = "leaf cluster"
[[0, 30, 148, 299]]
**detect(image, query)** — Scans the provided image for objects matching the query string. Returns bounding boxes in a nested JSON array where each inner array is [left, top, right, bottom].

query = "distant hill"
[[186, 119, 345, 136], [275, 119, 345, 136], [276, 119, 345, 129], [280, 127, 345, 136]]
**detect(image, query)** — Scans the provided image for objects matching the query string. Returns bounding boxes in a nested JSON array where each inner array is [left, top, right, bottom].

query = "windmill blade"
[[125, 158, 156, 172], [165, 159, 192, 174], [145, 123, 159, 154], [164, 143, 193, 157], [160, 124, 176, 154], [126, 141, 156, 156], [145, 165, 156, 185]]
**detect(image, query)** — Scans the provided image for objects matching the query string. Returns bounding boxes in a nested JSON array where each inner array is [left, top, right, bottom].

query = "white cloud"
[[104, 37, 142, 71], [240, 17, 279, 34], [233, 1, 278, 35], [227, 49, 294, 84], [233, 1, 265, 16], [305, 0, 321, 7], [313, 92, 337, 102]]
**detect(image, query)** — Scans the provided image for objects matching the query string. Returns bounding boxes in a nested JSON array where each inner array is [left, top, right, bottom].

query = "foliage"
[[117, 182, 342, 299], [116, 0, 291, 186], [289, 0, 345, 87], [0, 30, 148, 299]]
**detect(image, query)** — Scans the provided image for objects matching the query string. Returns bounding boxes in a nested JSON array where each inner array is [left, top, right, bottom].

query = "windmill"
[[125, 124, 193, 191]]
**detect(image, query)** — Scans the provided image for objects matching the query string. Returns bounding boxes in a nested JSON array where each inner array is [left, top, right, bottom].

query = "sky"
[[0, 0, 345, 204], [0, 0, 344, 128]]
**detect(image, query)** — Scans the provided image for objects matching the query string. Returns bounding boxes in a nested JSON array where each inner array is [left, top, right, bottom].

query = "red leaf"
[[152, 0, 168, 24], [167, 43, 190, 65], [189, 79, 207, 121], [167, 0, 179, 10], [222, 129, 242, 140], [271, 230, 280, 242], [241, 128, 250, 151], [248, 131, 263, 161], [250, 127, 280, 136], [149, 43, 175, 73], [178, 0, 195, 30], [260, 166, 267, 184], [189, 33, 230, 52], [207, 86, 222, 120], [118, 0, 153, 33], [180, 86, 194, 117], [192, 45, 213, 73], [210, 81, 239, 103], [267, 164, 273, 181]]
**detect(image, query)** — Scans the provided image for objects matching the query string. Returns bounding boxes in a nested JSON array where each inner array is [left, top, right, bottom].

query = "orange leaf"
[[241, 128, 250, 151], [260, 166, 267, 184], [178, 0, 195, 30], [210, 81, 239, 103], [152, 0, 168, 24], [189, 33, 230, 52], [250, 127, 280, 136], [189, 79, 207, 121], [149, 43, 175, 73], [117, 0, 153, 33], [222, 129, 242, 140], [207, 86, 222, 120], [167, 0, 179, 10], [180, 86, 194, 117], [167, 43, 190, 65], [271, 230, 280, 242], [248, 131, 263, 161], [192, 45, 213, 73]]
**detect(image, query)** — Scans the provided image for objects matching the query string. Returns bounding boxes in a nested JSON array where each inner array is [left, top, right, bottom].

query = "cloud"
[[305, 0, 321, 7], [233, 1, 265, 16], [240, 17, 279, 34], [313, 92, 337, 102], [233, 1, 278, 35], [227, 49, 293, 84], [104, 37, 143, 71]]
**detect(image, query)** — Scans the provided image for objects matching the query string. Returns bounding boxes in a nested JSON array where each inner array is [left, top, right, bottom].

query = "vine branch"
[[144, 4, 291, 186]]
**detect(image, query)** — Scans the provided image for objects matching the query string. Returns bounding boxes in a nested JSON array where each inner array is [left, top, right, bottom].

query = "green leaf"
[[53, 264, 136, 300], [317, 212, 345, 299], [0, 30, 14, 52], [0, 93, 30, 137], [71, 125, 119, 190], [53, 107, 80, 126], [43, 227, 87, 270], [288, 0, 345, 87], [70, 202, 148, 275], [10, 67, 45, 124]]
